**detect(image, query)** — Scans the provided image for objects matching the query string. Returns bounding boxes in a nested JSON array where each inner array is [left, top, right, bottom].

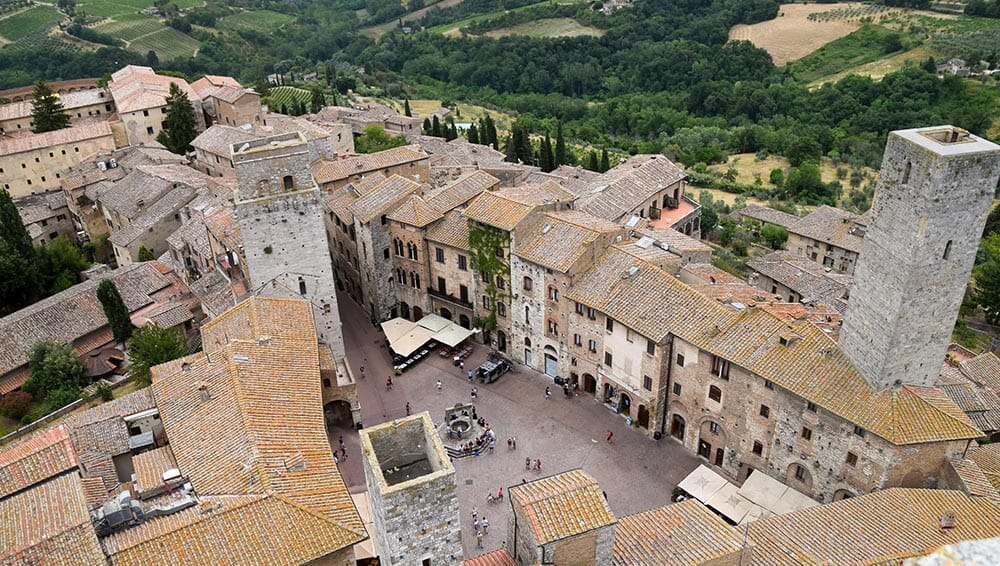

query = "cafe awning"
[[434, 325, 476, 347], [677, 465, 818, 525], [381, 315, 476, 356]]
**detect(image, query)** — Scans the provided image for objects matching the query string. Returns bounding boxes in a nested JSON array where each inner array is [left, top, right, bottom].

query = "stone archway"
[[459, 314, 470, 329], [440, 308, 453, 321], [400, 301, 410, 320], [497, 331, 507, 353], [670, 413, 686, 440], [698, 419, 727, 466], [619, 392, 632, 417], [787, 462, 814, 491], [832, 489, 855, 501], [413, 306, 423, 320], [324, 400, 354, 429], [637, 404, 649, 429], [583, 373, 596, 394]]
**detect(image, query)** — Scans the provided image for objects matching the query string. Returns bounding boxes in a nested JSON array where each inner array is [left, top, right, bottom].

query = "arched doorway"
[[497, 331, 507, 353], [543, 345, 557, 377], [619, 392, 631, 416], [400, 301, 410, 320], [698, 420, 727, 466], [832, 489, 855, 501], [412, 306, 423, 320], [670, 414, 686, 440], [637, 405, 649, 428], [324, 400, 354, 429], [603, 383, 614, 403], [459, 314, 470, 329], [583, 373, 596, 394], [440, 308, 452, 320]]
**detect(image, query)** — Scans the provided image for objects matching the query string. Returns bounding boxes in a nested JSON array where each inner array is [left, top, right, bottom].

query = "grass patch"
[[485, 17, 603, 38], [130, 26, 199, 59], [219, 10, 294, 33], [0, 5, 62, 41], [807, 45, 938, 87], [787, 24, 910, 83], [430, 0, 587, 36]]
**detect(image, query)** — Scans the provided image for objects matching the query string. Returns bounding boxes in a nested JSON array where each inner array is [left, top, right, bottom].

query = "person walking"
[[473, 518, 481, 533], [472, 507, 478, 523], [476, 530, 484, 548], [507, 436, 512, 450], [385, 376, 393, 391], [497, 487, 503, 501], [488, 439, 495, 453], [512, 436, 516, 450], [436, 379, 442, 391], [467, 369, 474, 382], [606, 430, 614, 443], [534, 458, 541, 471], [338, 436, 345, 451], [482, 517, 490, 535], [359, 365, 365, 379], [405, 402, 411, 416], [544, 386, 551, 399], [525, 457, 532, 470]]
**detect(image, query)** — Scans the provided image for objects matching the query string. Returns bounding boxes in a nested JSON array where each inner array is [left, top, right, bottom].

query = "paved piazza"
[[329, 293, 701, 557]]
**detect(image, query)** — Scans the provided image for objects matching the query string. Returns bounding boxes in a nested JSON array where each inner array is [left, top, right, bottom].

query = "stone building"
[[107, 65, 206, 147], [388, 195, 444, 323], [312, 145, 430, 191], [190, 124, 259, 178], [0, 121, 116, 198], [360, 412, 462, 566], [747, 250, 852, 311], [840, 126, 1000, 391], [0, 88, 114, 134], [14, 190, 76, 246], [786, 205, 866, 275], [506, 469, 617, 565]]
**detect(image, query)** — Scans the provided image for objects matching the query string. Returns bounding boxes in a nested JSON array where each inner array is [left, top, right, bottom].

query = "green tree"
[[22, 341, 86, 401], [760, 223, 788, 249], [431, 115, 442, 137], [310, 86, 325, 114], [355, 124, 409, 154], [403, 98, 411, 117], [503, 135, 517, 163], [555, 122, 567, 167], [422, 117, 431, 135], [156, 82, 197, 154], [484, 115, 498, 149], [468, 123, 479, 144], [586, 150, 599, 171], [30, 81, 70, 133], [974, 233, 1000, 325], [128, 322, 188, 385], [35, 236, 89, 295], [769, 168, 785, 187], [599, 148, 610, 172], [983, 204, 1000, 239], [137, 244, 155, 261], [97, 279, 133, 344], [539, 132, 554, 172], [0, 188, 39, 314]]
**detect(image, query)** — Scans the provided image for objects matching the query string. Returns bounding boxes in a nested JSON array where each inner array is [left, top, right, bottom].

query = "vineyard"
[[266, 86, 312, 111], [0, 0, 31, 16], [218, 10, 294, 33], [0, 4, 62, 41], [807, 4, 897, 23]]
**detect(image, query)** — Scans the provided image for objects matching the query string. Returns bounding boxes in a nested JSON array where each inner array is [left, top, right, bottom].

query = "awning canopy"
[[677, 465, 818, 525], [381, 315, 476, 356], [350, 491, 378, 560]]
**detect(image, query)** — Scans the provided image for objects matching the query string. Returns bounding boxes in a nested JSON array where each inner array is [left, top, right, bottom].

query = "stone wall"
[[786, 233, 858, 275], [840, 127, 1000, 391], [2, 133, 116, 198]]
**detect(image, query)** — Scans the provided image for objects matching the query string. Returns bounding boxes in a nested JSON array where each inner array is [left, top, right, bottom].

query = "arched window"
[[523, 276, 533, 290], [283, 175, 294, 190], [902, 160, 911, 184], [524, 337, 531, 347], [708, 385, 722, 403]]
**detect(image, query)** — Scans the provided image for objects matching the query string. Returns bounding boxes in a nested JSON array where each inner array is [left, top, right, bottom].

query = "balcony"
[[428, 286, 474, 310]]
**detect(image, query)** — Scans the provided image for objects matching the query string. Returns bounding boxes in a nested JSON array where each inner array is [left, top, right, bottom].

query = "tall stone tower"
[[840, 126, 1000, 391], [232, 132, 345, 359], [360, 412, 462, 565]]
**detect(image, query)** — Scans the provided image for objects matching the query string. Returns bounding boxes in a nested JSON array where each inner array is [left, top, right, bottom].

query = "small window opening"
[[943, 240, 952, 260], [901, 161, 911, 184]]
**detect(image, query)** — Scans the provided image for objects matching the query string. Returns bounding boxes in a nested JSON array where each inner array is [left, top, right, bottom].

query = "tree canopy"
[[355, 124, 409, 153], [23, 341, 86, 401], [35, 237, 90, 295], [128, 322, 188, 385], [97, 279, 134, 344], [974, 233, 1000, 325], [0, 189, 40, 314], [30, 81, 70, 134], [156, 82, 198, 154]]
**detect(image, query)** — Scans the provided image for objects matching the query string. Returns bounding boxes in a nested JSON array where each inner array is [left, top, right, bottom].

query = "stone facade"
[[840, 127, 1000, 391], [0, 123, 116, 198], [666, 335, 969, 502], [212, 90, 262, 128], [392, 222, 436, 321], [356, 216, 398, 322], [360, 413, 462, 566]]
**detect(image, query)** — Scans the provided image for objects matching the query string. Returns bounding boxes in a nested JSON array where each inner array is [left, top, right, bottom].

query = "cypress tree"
[[310, 87, 325, 114], [446, 120, 458, 141], [331, 91, 338, 106], [422, 117, 432, 135], [30, 81, 71, 133], [280, 103, 288, 115], [468, 123, 479, 144], [541, 132, 555, 172], [156, 82, 197, 154], [587, 150, 599, 171], [600, 148, 610, 172], [403, 98, 412, 117], [484, 115, 498, 149], [432, 115, 442, 137], [504, 135, 517, 163], [97, 279, 133, 344], [555, 122, 567, 166], [0, 188, 39, 313]]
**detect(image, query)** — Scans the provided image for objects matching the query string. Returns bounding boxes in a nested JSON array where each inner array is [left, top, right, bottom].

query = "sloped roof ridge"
[[269, 491, 367, 541], [898, 384, 983, 438]]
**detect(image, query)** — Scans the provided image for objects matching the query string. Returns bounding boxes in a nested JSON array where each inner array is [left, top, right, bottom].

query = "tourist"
[[544, 386, 551, 399], [385, 376, 393, 391], [482, 517, 490, 535], [488, 439, 495, 453], [512, 436, 517, 450], [476, 530, 484, 548], [525, 457, 532, 470], [405, 402, 411, 416], [507, 437, 513, 450], [606, 430, 614, 443], [472, 507, 478, 522], [497, 487, 503, 501], [468, 369, 474, 382], [534, 459, 541, 471], [487, 493, 495, 504], [436, 379, 442, 391]]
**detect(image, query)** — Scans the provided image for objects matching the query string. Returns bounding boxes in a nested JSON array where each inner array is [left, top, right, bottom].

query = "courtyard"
[[329, 293, 701, 558]]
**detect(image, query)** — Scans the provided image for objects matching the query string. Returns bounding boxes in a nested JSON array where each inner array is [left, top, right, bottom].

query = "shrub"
[[95, 382, 113, 401], [0, 391, 33, 420]]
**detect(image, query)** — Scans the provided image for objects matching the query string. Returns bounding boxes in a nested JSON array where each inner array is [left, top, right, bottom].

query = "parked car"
[[476, 355, 513, 383]]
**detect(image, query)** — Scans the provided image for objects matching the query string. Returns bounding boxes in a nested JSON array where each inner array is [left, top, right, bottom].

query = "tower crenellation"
[[839, 126, 1000, 391]]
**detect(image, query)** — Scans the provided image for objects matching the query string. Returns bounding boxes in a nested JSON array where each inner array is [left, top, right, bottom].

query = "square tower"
[[232, 132, 345, 359], [360, 413, 462, 566], [839, 126, 1000, 391]]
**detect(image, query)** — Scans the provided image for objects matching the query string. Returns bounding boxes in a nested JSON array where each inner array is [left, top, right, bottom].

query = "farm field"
[[219, 10, 294, 33], [405, 99, 513, 127], [131, 27, 199, 58], [433, 0, 588, 37], [730, 3, 868, 65], [707, 153, 876, 189], [360, 0, 463, 38], [485, 17, 603, 38], [807, 45, 938, 87], [267, 85, 311, 111], [0, 4, 62, 41]]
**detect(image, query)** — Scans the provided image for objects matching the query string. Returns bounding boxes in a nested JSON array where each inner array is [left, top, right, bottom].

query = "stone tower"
[[360, 412, 462, 566], [840, 126, 1000, 391], [232, 132, 345, 359]]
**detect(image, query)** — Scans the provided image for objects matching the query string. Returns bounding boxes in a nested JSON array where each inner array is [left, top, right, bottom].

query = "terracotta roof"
[[464, 548, 516, 566], [425, 210, 470, 249], [132, 445, 176, 496], [110, 185, 197, 247], [577, 154, 685, 221], [348, 175, 422, 224], [187, 271, 236, 319], [0, 263, 171, 378], [79, 475, 110, 509], [636, 227, 712, 254], [0, 88, 110, 122], [150, 297, 365, 548], [508, 469, 615, 545], [495, 180, 575, 206], [209, 86, 255, 105], [613, 500, 747, 565], [526, 165, 602, 196], [312, 145, 428, 185], [141, 303, 194, 329], [967, 443, 1000, 492], [0, 425, 79, 499], [789, 205, 865, 253], [413, 136, 506, 165], [514, 210, 623, 273], [425, 170, 500, 212], [387, 194, 442, 227], [732, 204, 800, 228], [0, 473, 105, 565], [166, 218, 212, 258], [109, 65, 196, 114], [463, 190, 534, 231], [746, 488, 1000, 565], [322, 185, 360, 221], [961, 352, 1000, 392], [0, 120, 112, 155], [99, 164, 218, 219], [191, 124, 258, 156], [65, 389, 157, 458], [948, 457, 1000, 500], [103, 493, 361, 566], [14, 191, 69, 225], [747, 251, 852, 305]]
